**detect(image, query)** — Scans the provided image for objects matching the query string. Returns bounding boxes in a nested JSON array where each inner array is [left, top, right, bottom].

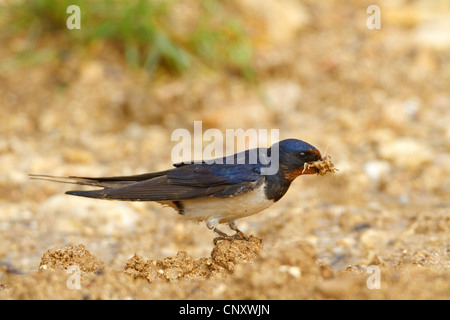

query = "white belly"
[[181, 184, 274, 227]]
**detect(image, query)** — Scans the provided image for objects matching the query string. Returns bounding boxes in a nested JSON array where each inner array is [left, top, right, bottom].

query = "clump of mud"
[[36, 236, 263, 283], [124, 235, 263, 281], [39, 244, 104, 275]]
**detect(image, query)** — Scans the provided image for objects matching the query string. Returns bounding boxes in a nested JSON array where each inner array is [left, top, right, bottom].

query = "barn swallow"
[[30, 139, 329, 241]]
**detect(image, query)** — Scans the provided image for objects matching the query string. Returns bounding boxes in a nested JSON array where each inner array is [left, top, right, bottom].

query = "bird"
[[30, 139, 329, 242]]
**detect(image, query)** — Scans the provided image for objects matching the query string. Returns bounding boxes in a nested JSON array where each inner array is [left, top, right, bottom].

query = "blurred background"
[[0, 0, 449, 298]]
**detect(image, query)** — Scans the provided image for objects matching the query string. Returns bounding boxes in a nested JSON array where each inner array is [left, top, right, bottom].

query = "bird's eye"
[[298, 152, 307, 159]]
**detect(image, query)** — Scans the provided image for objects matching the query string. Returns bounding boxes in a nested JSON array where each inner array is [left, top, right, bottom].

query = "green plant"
[[1, 0, 255, 78]]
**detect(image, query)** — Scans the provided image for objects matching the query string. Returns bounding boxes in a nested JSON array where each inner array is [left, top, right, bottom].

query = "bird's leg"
[[228, 221, 249, 241], [213, 227, 232, 245], [213, 227, 230, 238], [207, 219, 249, 244], [207, 219, 231, 244]]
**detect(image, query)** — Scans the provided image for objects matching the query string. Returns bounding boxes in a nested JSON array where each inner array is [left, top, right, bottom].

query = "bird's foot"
[[232, 231, 249, 241], [213, 227, 249, 245]]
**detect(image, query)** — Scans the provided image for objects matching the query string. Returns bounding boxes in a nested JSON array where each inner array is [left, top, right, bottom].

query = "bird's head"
[[273, 139, 323, 181]]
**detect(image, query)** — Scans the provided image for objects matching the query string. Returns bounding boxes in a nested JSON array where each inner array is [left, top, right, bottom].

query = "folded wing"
[[32, 163, 263, 201]]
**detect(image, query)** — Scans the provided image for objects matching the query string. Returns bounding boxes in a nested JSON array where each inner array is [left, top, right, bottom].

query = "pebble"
[[378, 138, 433, 170], [363, 160, 391, 183]]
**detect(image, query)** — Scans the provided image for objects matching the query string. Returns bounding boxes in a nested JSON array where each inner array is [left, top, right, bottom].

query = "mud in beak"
[[302, 156, 338, 176], [301, 162, 321, 175]]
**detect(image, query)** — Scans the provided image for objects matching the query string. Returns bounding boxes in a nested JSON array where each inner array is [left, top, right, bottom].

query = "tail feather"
[[29, 174, 127, 189], [65, 189, 111, 199], [28, 171, 169, 189], [29, 174, 109, 187]]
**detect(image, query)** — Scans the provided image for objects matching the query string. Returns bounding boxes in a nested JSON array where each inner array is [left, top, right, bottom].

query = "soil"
[[0, 1, 449, 300]]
